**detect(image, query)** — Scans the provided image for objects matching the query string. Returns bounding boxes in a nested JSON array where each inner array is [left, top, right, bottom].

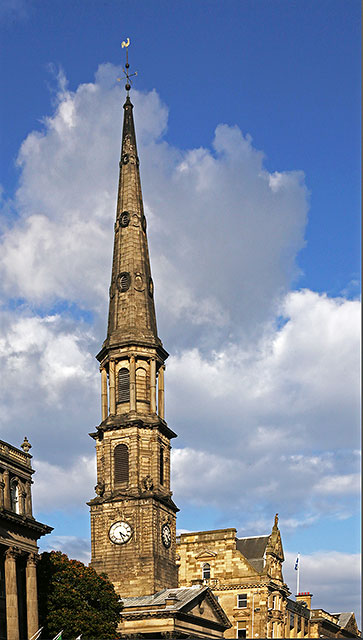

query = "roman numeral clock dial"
[[109, 521, 133, 545]]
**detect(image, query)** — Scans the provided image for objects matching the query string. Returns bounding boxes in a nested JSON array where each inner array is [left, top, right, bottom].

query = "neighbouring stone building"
[[0, 438, 52, 640], [177, 523, 360, 638], [87, 49, 360, 639]]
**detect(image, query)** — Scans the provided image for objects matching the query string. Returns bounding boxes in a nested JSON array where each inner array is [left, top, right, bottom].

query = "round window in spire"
[[117, 272, 131, 293], [119, 211, 130, 228], [121, 153, 129, 165], [148, 277, 154, 298]]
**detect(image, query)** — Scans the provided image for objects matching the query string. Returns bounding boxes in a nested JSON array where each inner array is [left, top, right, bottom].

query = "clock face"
[[109, 521, 133, 545], [161, 523, 171, 548]]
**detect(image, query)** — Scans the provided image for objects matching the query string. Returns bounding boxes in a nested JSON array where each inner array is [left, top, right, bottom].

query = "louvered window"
[[118, 368, 130, 403], [114, 444, 129, 484], [159, 447, 164, 485]]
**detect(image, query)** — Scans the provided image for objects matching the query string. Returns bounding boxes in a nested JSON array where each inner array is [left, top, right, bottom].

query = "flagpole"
[[296, 553, 300, 596]]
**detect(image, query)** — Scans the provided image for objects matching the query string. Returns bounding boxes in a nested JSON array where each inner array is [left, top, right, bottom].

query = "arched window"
[[136, 367, 149, 402], [118, 368, 130, 403], [202, 562, 210, 580], [159, 447, 164, 485], [10, 480, 19, 514], [114, 444, 129, 485]]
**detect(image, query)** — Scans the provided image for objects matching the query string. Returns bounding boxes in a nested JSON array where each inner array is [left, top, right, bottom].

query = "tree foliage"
[[38, 551, 122, 639]]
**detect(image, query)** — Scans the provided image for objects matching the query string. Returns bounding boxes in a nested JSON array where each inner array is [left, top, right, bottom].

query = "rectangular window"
[[237, 593, 247, 608], [237, 622, 247, 639], [297, 617, 301, 633], [273, 594, 280, 609]]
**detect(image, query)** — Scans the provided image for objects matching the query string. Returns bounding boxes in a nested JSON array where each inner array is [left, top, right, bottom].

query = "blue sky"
[[0, 0, 360, 622]]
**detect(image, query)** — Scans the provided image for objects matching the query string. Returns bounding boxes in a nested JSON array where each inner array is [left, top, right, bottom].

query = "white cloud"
[[0, 64, 359, 577], [33, 455, 96, 512], [283, 550, 361, 626], [0, 64, 308, 350], [39, 535, 91, 565]]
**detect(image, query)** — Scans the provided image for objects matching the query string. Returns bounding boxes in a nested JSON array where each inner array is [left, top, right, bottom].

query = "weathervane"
[[118, 37, 137, 95]]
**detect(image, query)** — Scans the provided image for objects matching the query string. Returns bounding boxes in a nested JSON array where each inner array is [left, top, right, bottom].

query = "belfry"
[[88, 69, 178, 597]]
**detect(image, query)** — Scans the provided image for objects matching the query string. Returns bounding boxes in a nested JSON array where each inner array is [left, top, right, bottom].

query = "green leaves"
[[38, 551, 122, 640]]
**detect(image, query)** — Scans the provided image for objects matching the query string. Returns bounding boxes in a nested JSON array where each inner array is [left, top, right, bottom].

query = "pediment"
[[181, 587, 231, 629], [195, 548, 217, 559]]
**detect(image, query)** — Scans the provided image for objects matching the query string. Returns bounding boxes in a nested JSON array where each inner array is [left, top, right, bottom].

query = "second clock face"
[[162, 523, 171, 548], [109, 521, 133, 545]]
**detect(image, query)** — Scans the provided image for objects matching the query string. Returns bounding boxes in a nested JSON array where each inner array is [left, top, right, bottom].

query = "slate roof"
[[332, 612, 355, 628], [121, 585, 207, 610], [236, 535, 269, 573], [121, 585, 231, 629]]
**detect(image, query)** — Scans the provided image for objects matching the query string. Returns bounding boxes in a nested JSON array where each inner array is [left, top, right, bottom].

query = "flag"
[[294, 554, 300, 570], [29, 628, 43, 640], [52, 631, 63, 640]]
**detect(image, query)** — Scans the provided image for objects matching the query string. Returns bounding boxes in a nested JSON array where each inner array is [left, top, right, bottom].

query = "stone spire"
[[101, 95, 161, 356]]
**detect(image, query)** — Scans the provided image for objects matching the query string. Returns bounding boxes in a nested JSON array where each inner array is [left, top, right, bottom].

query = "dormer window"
[[202, 562, 210, 580]]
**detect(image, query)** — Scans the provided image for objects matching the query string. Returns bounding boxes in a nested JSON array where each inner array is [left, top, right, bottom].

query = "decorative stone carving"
[[27, 552, 39, 567], [134, 273, 144, 291], [21, 437, 32, 453], [95, 482, 105, 496], [142, 475, 153, 491]]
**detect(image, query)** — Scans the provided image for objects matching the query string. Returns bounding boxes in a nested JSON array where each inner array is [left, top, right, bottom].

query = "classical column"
[[26, 553, 39, 639], [158, 365, 165, 420], [3, 470, 10, 509], [129, 355, 136, 411], [25, 480, 33, 517], [109, 360, 116, 414], [150, 358, 156, 414], [101, 367, 108, 421], [5, 547, 19, 640]]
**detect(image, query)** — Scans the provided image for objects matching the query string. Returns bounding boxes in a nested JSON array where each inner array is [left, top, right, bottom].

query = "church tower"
[[88, 57, 178, 597]]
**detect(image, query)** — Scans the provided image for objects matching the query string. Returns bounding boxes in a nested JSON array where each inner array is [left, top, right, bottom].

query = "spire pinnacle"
[[120, 37, 138, 96]]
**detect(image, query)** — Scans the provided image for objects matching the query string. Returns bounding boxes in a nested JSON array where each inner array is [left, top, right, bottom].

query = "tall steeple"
[[89, 41, 178, 599], [101, 94, 161, 353]]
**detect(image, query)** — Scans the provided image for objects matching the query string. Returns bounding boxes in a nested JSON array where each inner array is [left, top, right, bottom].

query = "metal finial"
[[118, 37, 138, 96]]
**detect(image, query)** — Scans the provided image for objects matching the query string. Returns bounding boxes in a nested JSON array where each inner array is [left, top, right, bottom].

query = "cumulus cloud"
[[0, 64, 360, 619], [167, 290, 360, 455], [32, 455, 96, 512], [0, 63, 308, 350], [283, 550, 361, 625], [0, 308, 98, 463]]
